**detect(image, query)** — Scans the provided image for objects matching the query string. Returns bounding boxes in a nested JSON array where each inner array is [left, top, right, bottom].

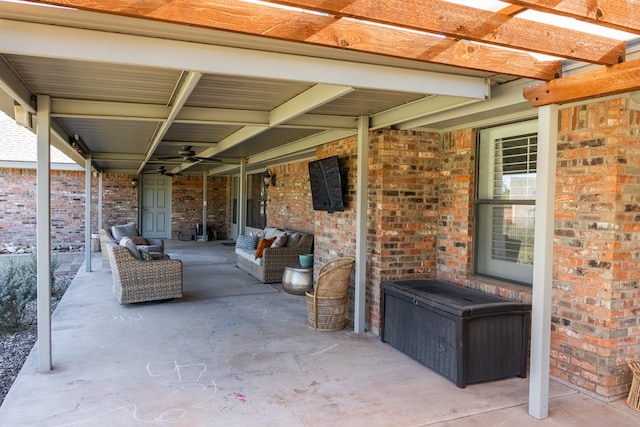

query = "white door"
[[141, 176, 171, 238]]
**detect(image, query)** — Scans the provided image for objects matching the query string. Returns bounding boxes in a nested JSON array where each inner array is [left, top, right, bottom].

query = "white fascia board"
[[0, 18, 489, 99], [0, 160, 82, 171]]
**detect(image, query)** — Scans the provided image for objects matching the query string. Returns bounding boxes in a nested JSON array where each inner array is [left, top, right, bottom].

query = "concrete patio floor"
[[1, 240, 639, 427]]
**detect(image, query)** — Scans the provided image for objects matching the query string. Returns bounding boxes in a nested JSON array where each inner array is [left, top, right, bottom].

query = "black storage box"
[[381, 279, 531, 388]]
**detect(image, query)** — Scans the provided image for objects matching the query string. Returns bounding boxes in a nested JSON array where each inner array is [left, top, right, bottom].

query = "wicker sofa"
[[106, 242, 183, 304], [235, 227, 314, 283], [99, 223, 164, 269]]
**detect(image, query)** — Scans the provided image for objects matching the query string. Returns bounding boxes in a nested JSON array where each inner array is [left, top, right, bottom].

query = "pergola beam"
[[0, 17, 489, 98], [503, 0, 640, 34], [271, 0, 625, 65], [22, 0, 562, 80], [524, 57, 640, 106]]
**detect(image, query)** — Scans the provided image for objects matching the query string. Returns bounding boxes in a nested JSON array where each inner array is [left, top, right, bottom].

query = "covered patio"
[[1, 240, 639, 426], [3, 0, 640, 421]]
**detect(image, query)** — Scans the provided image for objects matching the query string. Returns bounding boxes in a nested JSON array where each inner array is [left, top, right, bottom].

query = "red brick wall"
[[552, 98, 640, 399], [0, 168, 102, 246], [265, 162, 315, 235], [314, 138, 358, 262], [366, 129, 441, 331], [207, 175, 232, 240], [0, 170, 232, 246], [171, 174, 204, 239], [436, 130, 475, 284], [101, 173, 138, 230], [0, 168, 38, 243], [266, 129, 441, 333]]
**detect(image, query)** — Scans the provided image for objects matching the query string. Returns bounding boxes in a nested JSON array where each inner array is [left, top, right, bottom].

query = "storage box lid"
[[382, 279, 531, 317]]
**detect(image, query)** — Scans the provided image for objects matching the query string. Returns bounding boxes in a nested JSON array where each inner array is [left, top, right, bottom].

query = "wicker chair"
[[306, 257, 356, 331], [99, 227, 164, 269], [627, 361, 640, 412], [106, 242, 183, 304]]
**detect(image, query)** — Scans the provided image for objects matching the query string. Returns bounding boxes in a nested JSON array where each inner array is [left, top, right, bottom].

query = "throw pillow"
[[236, 234, 259, 250], [255, 237, 276, 259], [139, 248, 152, 261], [250, 230, 265, 239], [131, 236, 148, 245], [264, 226, 283, 239], [270, 234, 288, 248], [119, 237, 141, 259], [112, 222, 138, 241], [286, 233, 302, 247]]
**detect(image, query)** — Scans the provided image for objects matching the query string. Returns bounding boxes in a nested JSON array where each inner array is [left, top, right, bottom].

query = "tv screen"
[[308, 156, 345, 213]]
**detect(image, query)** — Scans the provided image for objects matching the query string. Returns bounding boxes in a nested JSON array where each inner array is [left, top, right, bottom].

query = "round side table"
[[282, 263, 313, 295]]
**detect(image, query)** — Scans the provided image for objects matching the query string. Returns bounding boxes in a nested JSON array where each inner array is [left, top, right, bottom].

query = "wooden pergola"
[[25, 0, 640, 104]]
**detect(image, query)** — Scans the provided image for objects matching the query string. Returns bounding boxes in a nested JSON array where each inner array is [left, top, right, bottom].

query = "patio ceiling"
[[1, 0, 640, 176]]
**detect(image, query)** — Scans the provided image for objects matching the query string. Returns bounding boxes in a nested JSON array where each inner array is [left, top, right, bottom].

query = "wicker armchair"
[[99, 227, 164, 269], [106, 242, 183, 304], [306, 257, 356, 331]]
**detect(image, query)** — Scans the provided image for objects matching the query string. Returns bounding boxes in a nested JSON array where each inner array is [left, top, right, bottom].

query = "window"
[[245, 172, 268, 230], [475, 121, 537, 285]]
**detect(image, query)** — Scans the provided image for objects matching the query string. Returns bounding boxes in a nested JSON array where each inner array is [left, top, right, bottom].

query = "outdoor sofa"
[[235, 226, 313, 283]]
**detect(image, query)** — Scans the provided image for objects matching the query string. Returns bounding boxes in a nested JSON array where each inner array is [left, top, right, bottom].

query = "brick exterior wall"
[[552, 98, 640, 400], [171, 174, 204, 240], [154, 174, 232, 241], [0, 168, 101, 246], [265, 162, 316, 235], [0, 170, 231, 246], [101, 173, 138, 230], [207, 176, 232, 240], [266, 130, 441, 333], [366, 129, 441, 331], [436, 129, 475, 284]]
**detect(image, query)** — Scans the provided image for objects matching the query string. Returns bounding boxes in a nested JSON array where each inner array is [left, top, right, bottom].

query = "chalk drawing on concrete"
[[52, 361, 218, 426]]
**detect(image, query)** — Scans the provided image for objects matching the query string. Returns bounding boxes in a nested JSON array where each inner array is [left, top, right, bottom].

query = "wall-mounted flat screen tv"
[[308, 155, 345, 213]]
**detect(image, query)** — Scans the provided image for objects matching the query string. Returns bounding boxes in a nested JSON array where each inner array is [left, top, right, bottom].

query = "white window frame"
[[475, 120, 538, 285]]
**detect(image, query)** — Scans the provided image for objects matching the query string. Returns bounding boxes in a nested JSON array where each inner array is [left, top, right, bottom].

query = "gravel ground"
[[0, 275, 72, 407]]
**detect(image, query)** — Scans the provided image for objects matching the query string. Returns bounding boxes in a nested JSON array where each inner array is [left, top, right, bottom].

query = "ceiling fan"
[[154, 145, 221, 163], [151, 165, 181, 177]]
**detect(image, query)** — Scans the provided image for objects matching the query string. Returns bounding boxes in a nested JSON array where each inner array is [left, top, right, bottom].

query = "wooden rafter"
[[269, 0, 626, 65], [502, 0, 640, 34], [12, 0, 568, 81], [523, 57, 640, 106], [20, 0, 640, 105]]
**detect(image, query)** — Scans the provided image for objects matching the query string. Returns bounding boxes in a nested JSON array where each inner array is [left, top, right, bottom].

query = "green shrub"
[[0, 254, 59, 331]]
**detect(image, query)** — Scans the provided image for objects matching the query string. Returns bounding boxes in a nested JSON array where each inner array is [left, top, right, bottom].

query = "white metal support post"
[[238, 158, 247, 235], [202, 170, 208, 240], [98, 172, 103, 230], [36, 94, 52, 371], [528, 104, 558, 419], [354, 115, 369, 333], [85, 156, 92, 272]]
